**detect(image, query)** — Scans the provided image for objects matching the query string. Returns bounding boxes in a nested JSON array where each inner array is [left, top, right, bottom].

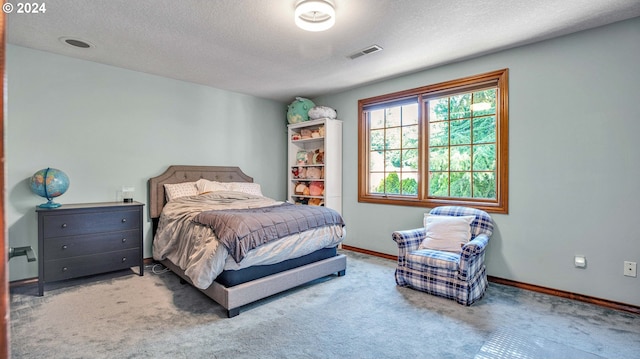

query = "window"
[[358, 69, 508, 214]]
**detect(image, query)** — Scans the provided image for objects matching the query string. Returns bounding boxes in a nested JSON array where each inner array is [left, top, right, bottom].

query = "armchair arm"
[[458, 233, 490, 281], [392, 228, 426, 257]]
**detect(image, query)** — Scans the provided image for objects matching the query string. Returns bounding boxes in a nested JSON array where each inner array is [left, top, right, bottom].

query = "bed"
[[149, 165, 347, 317]]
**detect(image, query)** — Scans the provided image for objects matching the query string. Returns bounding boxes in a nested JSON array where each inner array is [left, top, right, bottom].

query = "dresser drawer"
[[43, 248, 141, 282], [43, 230, 140, 260], [42, 209, 140, 238]]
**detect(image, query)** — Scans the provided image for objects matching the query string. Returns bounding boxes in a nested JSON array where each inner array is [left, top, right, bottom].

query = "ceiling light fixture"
[[295, 0, 335, 32]]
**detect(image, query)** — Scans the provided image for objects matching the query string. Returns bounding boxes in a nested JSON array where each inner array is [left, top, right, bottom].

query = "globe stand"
[[38, 198, 62, 209]]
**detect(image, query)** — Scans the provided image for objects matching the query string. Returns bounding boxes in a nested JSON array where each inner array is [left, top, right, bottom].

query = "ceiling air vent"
[[348, 45, 383, 60]]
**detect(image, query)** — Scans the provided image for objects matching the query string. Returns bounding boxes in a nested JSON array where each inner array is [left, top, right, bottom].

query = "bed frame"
[[149, 165, 347, 317]]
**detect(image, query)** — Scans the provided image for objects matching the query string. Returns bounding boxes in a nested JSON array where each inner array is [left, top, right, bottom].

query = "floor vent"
[[348, 45, 383, 60]]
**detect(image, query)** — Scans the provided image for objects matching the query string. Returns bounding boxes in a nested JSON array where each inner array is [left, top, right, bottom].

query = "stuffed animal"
[[300, 128, 312, 139], [306, 151, 315, 165], [309, 181, 324, 197], [306, 167, 322, 179], [308, 106, 337, 120], [313, 149, 324, 164], [308, 198, 323, 206], [297, 167, 307, 179], [295, 182, 309, 195], [297, 150, 308, 165]]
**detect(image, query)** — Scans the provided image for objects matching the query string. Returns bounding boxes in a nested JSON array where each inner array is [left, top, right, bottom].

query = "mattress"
[[215, 246, 337, 287]]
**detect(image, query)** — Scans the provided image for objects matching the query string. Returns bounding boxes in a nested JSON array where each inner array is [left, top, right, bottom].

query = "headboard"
[[148, 165, 253, 220]]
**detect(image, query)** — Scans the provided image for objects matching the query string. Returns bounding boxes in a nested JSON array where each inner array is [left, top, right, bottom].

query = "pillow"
[[419, 215, 476, 252], [195, 179, 231, 194], [164, 182, 198, 201], [229, 182, 263, 197]]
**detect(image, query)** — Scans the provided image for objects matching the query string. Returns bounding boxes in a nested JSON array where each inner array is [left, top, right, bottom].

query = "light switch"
[[574, 255, 586, 268]]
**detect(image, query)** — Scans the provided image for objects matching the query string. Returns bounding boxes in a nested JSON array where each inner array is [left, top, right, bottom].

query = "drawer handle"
[[61, 245, 68, 250], [121, 257, 127, 263], [62, 267, 68, 272], [121, 218, 127, 223], [61, 223, 67, 228], [121, 238, 127, 243]]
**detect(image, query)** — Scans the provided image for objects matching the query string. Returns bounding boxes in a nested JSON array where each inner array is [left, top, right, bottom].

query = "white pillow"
[[164, 182, 198, 201], [419, 215, 475, 252], [195, 179, 232, 194], [229, 182, 263, 197]]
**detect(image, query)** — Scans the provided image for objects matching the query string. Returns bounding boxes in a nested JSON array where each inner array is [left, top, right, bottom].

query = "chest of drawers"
[[37, 202, 144, 295]]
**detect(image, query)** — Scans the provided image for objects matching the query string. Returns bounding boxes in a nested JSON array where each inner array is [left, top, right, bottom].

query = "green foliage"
[[375, 172, 418, 196], [369, 88, 498, 199]]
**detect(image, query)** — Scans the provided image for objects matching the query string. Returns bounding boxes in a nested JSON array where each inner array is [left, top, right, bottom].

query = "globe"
[[30, 168, 70, 208], [287, 97, 315, 124]]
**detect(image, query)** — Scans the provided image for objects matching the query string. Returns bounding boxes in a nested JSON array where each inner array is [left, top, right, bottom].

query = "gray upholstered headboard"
[[148, 165, 253, 220]]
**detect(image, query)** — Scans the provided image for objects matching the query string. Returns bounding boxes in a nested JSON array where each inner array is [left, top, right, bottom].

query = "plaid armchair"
[[392, 206, 494, 305]]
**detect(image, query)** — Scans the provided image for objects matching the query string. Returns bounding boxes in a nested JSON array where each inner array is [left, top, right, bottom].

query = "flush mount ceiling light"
[[295, 0, 335, 32]]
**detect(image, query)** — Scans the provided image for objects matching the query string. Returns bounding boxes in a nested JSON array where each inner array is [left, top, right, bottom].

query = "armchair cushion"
[[419, 215, 475, 252]]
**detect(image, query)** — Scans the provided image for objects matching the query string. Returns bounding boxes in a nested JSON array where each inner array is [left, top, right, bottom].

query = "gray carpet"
[[10, 251, 640, 359]]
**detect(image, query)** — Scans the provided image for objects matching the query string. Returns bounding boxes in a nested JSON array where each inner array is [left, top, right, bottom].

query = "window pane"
[[384, 172, 401, 194], [450, 93, 471, 119], [386, 107, 401, 127], [473, 172, 496, 198], [402, 125, 418, 148], [429, 98, 449, 122], [429, 172, 449, 196], [429, 147, 448, 171], [385, 150, 401, 171], [370, 110, 385, 129], [385, 127, 401, 150], [450, 145, 471, 171], [369, 172, 385, 193], [472, 89, 496, 116], [473, 144, 496, 171], [473, 116, 496, 144], [450, 119, 471, 145], [370, 129, 384, 151], [429, 122, 449, 146], [450, 172, 472, 198], [401, 172, 418, 196], [369, 151, 384, 171], [402, 103, 419, 125], [402, 149, 418, 171]]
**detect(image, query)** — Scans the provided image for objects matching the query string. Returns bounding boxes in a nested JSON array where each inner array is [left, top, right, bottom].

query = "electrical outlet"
[[624, 261, 637, 277]]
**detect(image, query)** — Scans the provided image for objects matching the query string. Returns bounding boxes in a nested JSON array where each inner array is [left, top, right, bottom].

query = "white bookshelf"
[[287, 118, 342, 214]]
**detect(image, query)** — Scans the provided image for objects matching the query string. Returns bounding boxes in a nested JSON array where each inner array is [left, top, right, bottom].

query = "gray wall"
[[312, 18, 640, 306], [7, 45, 288, 281]]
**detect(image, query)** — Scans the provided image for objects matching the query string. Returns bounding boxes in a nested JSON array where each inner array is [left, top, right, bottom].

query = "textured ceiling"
[[7, 0, 640, 102]]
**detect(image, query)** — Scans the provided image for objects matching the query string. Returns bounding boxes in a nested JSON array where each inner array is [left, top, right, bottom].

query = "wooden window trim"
[[358, 69, 509, 214]]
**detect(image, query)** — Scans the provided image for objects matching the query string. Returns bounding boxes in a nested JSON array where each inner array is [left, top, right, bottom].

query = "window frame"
[[358, 69, 509, 214]]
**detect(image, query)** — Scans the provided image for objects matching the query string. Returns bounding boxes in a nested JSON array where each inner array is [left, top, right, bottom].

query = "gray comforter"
[[193, 203, 344, 262]]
